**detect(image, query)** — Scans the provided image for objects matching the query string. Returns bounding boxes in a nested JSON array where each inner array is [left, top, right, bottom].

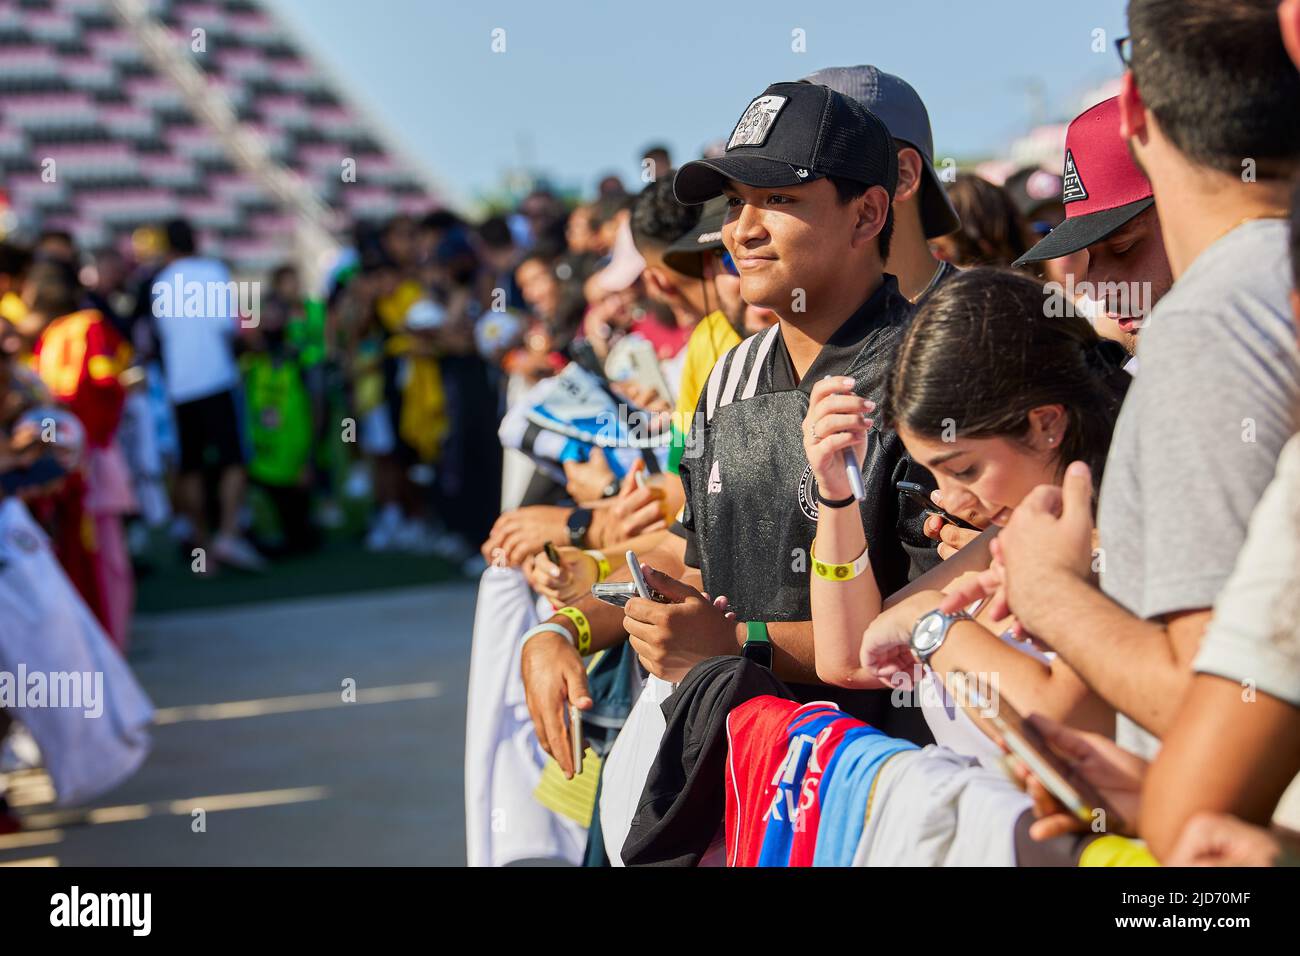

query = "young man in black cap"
[[520, 81, 939, 777]]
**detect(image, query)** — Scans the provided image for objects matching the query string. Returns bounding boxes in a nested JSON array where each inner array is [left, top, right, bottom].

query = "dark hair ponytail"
[[882, 267, 1131, 488]]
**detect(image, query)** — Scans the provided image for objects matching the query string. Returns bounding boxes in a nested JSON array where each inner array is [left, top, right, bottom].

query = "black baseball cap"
[[674, 81, 899, 206], [662, 196, 727, 278]]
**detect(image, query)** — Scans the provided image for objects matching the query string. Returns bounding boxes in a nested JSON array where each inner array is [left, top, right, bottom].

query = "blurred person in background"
[[150, 218, 264, 573], [641, 143, 672, 182], [597, 174, 627, 200], [34, 229, 76, 267], [475, 215, 526, 314], [24, 258, 136, 648], [83, 247, 134, 342], [510, 239, 587, 382], [1005, 164, 1087, 288], [416, 209, 466, 269], [0, 242, 30, 331], [364, 215, 439, 552], [240, 265, 320, 558], [931, 172, 1031, 268], [427, 235, 503, 566]]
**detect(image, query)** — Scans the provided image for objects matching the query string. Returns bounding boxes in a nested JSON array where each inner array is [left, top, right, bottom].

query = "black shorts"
[[175, 389, 244, 473]]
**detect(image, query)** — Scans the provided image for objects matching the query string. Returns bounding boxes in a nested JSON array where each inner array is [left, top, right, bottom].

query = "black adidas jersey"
[[672, 274, 940, 625]]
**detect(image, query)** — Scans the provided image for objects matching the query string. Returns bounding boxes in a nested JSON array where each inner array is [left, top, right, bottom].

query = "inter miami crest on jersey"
[[1062, 149, 1088, 204], [674, 277, 939, 625]]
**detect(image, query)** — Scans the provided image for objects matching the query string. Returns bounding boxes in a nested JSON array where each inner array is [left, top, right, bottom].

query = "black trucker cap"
[[673, 81, 899, 206]]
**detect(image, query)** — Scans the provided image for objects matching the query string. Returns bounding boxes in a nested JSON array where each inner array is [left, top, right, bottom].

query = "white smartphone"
[[569, 703, 584, 775], [626, 549, 652, 599]]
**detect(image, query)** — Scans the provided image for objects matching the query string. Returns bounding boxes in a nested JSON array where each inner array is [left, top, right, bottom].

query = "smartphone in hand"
[[591, 582, 639, 607], [950, 673, 1126, 832], [569, 703, 584, 775], [625, 550, 670, 602], [896, 480, 981, 532]]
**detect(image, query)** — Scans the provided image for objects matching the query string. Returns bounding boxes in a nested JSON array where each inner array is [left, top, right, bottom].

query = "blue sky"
[[268, 0, 1130, 208]]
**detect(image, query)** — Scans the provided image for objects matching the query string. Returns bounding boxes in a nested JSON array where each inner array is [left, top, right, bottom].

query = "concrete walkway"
[[0, 583, 475, 866]]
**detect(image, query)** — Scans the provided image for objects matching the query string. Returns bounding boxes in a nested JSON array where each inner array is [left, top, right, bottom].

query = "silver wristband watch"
[[909, 608, 972, 664]]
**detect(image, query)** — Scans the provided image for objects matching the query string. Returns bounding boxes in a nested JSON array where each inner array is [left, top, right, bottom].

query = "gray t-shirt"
[[1097, 219, 1300, 757]]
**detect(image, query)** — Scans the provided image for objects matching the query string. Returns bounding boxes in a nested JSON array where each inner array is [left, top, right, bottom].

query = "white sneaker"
[[432, 531, 471, 562], [394, 518, 439, 555], [212, 533, 268, 572], [343, 464, 372, 500]]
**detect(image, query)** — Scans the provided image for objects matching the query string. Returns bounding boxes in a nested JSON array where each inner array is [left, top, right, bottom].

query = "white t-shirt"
[[920, 627, 1056, 767], [150, 256, 241, 404], [1193, 433, 1300, 706]]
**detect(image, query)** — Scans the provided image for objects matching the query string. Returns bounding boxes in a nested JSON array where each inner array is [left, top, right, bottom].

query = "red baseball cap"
[[1014, 96, 1154, 265]]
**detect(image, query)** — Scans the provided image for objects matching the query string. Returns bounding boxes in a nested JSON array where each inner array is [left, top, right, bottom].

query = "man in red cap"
[[1014, 96, 1171, 358]]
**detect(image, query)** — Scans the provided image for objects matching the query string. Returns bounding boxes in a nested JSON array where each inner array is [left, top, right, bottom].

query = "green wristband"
[[745, 621, 770, 644]]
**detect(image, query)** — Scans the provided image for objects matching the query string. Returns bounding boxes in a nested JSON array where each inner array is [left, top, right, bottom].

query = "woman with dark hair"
[[930, 173, 1035, 271], [805, 267, 1130, 755]]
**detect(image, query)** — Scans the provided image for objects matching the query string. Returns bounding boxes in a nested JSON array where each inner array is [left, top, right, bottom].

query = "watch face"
[[911, 610, 946, 657], [743, 641, 773, 669]]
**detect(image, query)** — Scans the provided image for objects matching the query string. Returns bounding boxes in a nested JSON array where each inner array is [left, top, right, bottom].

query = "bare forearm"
[[884, 526, 997, 609], [930, 620, 1113, 734], [1141, 675, 1300, 859], [810, 505, 882, 687], [543, 534, 690, 653], [589, 528, 673, 564], [1025, 574, 1189, 737]]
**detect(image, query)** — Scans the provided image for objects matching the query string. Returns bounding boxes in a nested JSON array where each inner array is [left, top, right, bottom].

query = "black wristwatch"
[[742, 621, 773, 669], [567, 507, 593, 548]]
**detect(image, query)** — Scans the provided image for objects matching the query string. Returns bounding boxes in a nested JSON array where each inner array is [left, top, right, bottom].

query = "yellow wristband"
[[556, 606, 593, 655], [583, 549, 611, 583], [810, 540, 871, 582]]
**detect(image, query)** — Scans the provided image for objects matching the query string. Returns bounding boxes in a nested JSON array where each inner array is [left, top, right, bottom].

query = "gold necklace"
[[1211, 211, 1290, 247]]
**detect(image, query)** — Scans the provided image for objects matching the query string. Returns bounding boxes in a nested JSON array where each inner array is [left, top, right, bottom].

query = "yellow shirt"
[[377, 279, 423, 356], [668, 310, 742, 474], [1, 290, 26, 325]]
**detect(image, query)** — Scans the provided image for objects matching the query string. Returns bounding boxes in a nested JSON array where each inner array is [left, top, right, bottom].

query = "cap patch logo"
[[728, 95, 788, 150], [1061, 150, 1088, 203]]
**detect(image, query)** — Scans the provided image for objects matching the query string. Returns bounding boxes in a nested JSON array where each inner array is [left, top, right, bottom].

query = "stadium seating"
[[0, 0, 438, 274]]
